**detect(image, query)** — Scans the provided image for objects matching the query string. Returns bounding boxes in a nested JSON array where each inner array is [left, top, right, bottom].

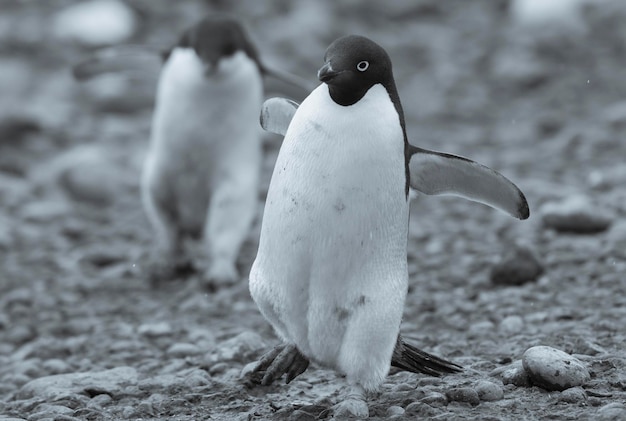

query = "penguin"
[[74, 15, 312, 288], [140, 15, 266, 287], [247, 35, 529, 418]]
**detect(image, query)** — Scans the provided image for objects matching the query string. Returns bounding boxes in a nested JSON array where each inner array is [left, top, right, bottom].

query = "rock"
[[80, 247, 127, 268], [53, 0, 136, 46], [404, 401, 440, 417], [138, 322, 173, 337], [499, 315, 525, 333], [288, 409, 317, 421], [475, 380, 504, 401], [166, 343, 202, 358], [42, 359, 71, 375], [209, 331, 265, 363], [522, 346, 590, 391], [597, 402, 626, 420], [57, 155, 123, 206], [445, 387, 480, 406], [28, 404, 74, 418], [559, 386, 587, 403], [420, 391, 448, 407], [604, 101, 626, 129], [386, 405, 405, 416], [17, 366, 138, 400], [20, 200, 70, 223], [490, 243, 544, 286], [540, 195, 613, 234], [182, 368, 212, 388], [80, 74, 155, 115], [498, 360, 532, 387], [32, 145, 128, 206], [510, 0, 586, 30]]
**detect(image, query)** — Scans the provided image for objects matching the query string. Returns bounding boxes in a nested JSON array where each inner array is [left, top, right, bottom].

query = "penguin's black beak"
[[317, 62, 340, 83]]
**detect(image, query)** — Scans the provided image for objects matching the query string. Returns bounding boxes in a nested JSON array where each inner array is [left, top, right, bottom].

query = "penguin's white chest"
[[251, 84, 409, 365], [143, 48, 263, 232]]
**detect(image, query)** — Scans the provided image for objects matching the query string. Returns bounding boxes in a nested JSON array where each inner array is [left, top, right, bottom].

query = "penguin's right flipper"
[[391, 336, 463, 377], [408, 145, 529, 220], [248, 343, 310, 385], [72, 44, 164, 81], [260, 97, 300, 136]]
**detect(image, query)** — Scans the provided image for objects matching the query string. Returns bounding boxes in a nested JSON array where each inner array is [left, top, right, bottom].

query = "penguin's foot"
[[201, 259, 239, 291], [248, 344, 310, 386], [332, 385, 369, 419]]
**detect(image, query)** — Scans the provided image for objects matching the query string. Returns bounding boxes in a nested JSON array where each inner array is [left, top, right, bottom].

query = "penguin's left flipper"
[[72, 44, 164, 81], [260, 97, 300, 136], [408, 145, 530, 220], [249, 343, 310, 385]]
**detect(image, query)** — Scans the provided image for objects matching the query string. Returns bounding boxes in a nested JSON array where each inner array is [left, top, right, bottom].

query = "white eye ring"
[[356, 61, 369, 72]]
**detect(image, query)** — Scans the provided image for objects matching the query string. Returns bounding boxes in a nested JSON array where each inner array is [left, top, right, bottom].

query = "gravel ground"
[[1, 1, 626, 420]]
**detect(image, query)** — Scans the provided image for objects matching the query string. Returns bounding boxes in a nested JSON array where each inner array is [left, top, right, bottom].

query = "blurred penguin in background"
[[74, 14, 312, 289]]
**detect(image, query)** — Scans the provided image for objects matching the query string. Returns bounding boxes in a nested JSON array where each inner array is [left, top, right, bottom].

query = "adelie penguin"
[[247, 35, 529, 418], [74, 15, 312, 288]]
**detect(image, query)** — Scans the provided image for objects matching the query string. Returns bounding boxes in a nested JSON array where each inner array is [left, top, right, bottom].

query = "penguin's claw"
[[285, 354, 309, 384], [250, 344, 310, 386]]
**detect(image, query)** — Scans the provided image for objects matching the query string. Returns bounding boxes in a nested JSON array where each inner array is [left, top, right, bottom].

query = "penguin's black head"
[[318, 35, 395, 106], [169, 15, 261, 72]]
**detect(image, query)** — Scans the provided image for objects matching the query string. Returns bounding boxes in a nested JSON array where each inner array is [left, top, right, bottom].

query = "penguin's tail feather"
[[391, 336, 463, 377]]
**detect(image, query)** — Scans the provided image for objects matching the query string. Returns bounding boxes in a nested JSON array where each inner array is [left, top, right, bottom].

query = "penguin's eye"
[[356, 61, 369, 72]]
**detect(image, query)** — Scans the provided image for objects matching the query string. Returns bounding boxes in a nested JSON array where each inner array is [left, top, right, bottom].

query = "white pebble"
[[53, 0, 136, 46], [522, 346, 590, 391]]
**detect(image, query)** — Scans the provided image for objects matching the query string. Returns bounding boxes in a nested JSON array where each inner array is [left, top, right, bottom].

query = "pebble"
[[522, 346, 590, 391], [445, 387, 480, 406], [540, 195, 613, 234], [42, 359, 71, 375], [88, 393, 113, 408], [559, 386, 587, 403], [404, 401, 440, 417], [420, 391, 448, 407], [166, 343, 202, 358], [209, 331, 265, 363], [20, 200, 70, 223], [386, 405, 405, 416], [17, 366, 138, 400], [138, 374, 181, 392], [288, 410, 316, 421], [597, 403, 626, 420], [498, 360, 532, 387], [490, 243, 544, 286], [138, 322, 173, 337], [475, 380, 504, 401], [53, 0, 136, 46], [604, 100, 626, 129], [57, 152, 124, 206], [499, 315, 525, 334]]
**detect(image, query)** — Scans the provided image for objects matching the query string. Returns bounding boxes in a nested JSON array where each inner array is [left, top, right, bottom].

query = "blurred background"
[[1, 0, 626, 419]]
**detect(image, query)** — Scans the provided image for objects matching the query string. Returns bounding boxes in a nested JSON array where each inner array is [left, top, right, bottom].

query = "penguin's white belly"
[[144, 49, 263, 233], [251, 84, 409, 372]]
